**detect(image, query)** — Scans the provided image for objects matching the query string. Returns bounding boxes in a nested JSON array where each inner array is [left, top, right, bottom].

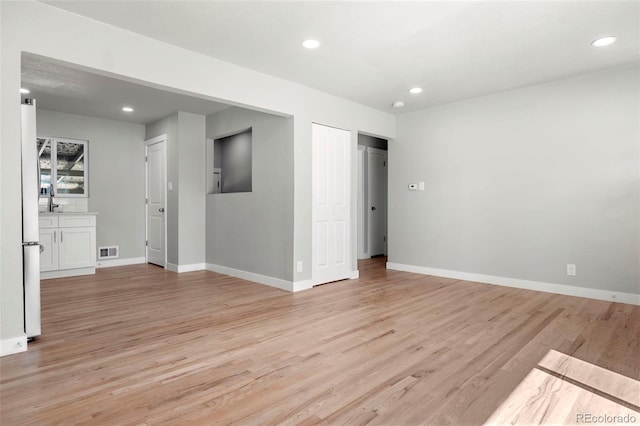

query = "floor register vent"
[[98, 246, 119, 260]]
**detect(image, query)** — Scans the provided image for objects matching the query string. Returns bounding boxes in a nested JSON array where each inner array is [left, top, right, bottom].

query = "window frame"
[[38, 136, 90, 198]]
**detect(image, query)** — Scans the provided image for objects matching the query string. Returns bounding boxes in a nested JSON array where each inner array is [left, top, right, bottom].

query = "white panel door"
[[368, 148, 387, 256], [146, 140, 166, 267], [312, 123, 351, 285]]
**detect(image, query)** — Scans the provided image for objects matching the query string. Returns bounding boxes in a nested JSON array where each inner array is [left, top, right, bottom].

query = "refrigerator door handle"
[[37, 152, 41, 196]]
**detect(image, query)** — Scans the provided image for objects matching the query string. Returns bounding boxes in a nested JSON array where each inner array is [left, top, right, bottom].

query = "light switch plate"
[[419, 182, 425, 191]]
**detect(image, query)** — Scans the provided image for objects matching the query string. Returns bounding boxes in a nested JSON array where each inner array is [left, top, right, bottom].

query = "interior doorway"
[[145, 135, 167, 267], [357, 135, 388, 259]]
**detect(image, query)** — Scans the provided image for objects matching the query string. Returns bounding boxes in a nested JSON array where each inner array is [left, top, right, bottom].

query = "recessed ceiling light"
[[591, 36, 617, 47], [122, 106, 134, 112], [20, 88, 30, 94], [302, 39, 320, 49], [392, 101, 405, 108], [409, 87, 423, 94]]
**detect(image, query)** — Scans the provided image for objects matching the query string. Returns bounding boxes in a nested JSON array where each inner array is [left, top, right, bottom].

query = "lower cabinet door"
[[39, 229, 58, 272], [58, 227, 96, 270]]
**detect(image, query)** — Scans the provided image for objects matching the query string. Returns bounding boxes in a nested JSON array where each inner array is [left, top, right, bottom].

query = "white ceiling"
[[22, 55, 230, 125], [39, 1, 639, 114]]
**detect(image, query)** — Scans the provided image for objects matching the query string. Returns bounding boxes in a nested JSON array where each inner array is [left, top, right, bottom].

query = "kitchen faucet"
[[48, 190, 59, 213]]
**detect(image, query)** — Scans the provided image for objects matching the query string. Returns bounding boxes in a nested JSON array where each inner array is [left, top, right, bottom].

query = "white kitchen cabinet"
[[39, 214, 97, 278], [59, 227, 96, 270], [38, 228, 58, 272]]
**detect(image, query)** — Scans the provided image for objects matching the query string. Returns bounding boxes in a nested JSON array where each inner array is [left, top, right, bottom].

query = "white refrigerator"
[[21, 99, 41, 339]]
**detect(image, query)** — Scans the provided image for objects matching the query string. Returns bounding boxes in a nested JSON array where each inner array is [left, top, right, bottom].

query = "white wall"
[[389, 66, 640, 298], [177, 111, 206, 266], [0, 0, 394, 345], [145, 112, 206, 268], [206, 107, 294, 282], [146, 113, 179, 265], [37, 109, 146, 261]]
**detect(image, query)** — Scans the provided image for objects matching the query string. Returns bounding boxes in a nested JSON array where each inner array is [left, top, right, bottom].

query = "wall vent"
[[98, 246, 119, 260]]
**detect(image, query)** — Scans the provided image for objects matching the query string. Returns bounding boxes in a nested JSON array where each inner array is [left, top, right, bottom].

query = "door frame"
[[311, 122, 353, 286], [367, 147, 388, 257], [357, 145, 369, 259], [144, 134, 167, 268]]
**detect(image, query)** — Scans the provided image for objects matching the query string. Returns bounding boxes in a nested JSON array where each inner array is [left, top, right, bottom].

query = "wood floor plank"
[[1, 259, 638, 425]]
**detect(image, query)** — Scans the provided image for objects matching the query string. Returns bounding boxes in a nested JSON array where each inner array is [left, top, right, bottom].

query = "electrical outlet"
[[297, 261, 303, 273], [567, 264, 576, 276]]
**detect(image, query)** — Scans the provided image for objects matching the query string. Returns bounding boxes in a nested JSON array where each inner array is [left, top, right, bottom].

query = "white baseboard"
[[178, 263, 206, 273], [166, 263, 206, 273], [1, 335, 28, 357], [386, 262, 640, 306], [206, 263, 299, 292], [41, 267, 95, 280], [292, 279, 313, 292], [96, 257, 146, 268]]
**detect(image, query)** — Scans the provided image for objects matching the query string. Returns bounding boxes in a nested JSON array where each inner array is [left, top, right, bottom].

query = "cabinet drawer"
[[38, 216, 59, 229], [59, 215, 96, 228]]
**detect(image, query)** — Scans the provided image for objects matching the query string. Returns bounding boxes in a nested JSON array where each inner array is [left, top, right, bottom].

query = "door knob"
[[371, 206, 376, 211], [159, 208, 165, 213]]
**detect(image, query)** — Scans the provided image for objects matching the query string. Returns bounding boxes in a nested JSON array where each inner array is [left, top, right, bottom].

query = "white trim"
[[177, 263, 206, 273], [37, 136, 90, 198], [357, 145, 370, 260], [166, 263, 206, 273], [367, 147, 388, 257], [145, 135, 168, 269], [41, 267, 95, 280], [96, 257, 146, 268], [386, 262, 640, 306], [144, 134, 168, 145], [292, 279, 314, 292], [350, 270, 360, 279], [367, 146, 387, 155], [206, 263, 294, 292], [1, 336, 28, 357]]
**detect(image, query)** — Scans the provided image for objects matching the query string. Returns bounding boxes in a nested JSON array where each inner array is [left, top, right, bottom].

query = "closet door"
[[312, 123, 351, 285]]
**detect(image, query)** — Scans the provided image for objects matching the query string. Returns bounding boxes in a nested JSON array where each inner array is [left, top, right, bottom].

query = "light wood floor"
[[1, 258, 638, 425]]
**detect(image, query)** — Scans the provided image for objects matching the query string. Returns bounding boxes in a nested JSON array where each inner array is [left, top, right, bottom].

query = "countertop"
[[39, 212, 99, 216]]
